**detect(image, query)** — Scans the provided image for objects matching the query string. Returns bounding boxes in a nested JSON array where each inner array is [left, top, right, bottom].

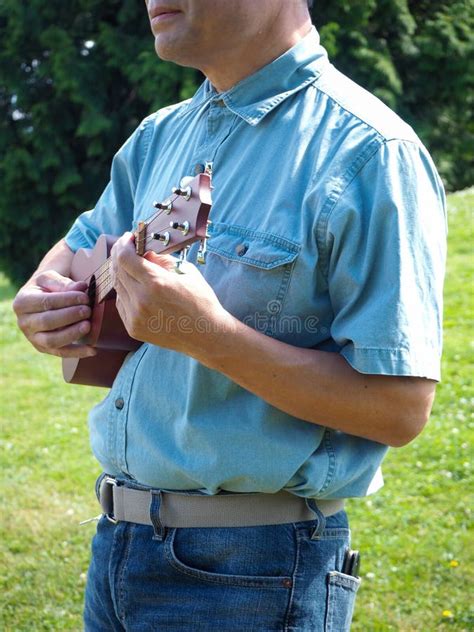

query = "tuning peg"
[[172, 185, 192, 201], [197, 220, 211, 264], [170, 220, 190, 235], [174, 246, 190, 274], [197, 238, 208, 264], [152, 232, 170, 246], [153, 200, 173, 214], [181, 175, 195, 187]]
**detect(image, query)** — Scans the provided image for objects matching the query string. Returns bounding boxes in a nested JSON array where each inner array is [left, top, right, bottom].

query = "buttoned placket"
[[108, 346, 149, 475], [196, 98, 239, 170]]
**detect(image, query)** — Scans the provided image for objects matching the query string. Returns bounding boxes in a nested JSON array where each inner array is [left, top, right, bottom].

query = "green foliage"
[[0, 1, 472, 284], [314, 0, 474, 193], [0, 0, 201, 285]]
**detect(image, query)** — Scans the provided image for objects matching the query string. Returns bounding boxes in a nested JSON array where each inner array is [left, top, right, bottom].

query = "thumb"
[[36, 270, 88, 293]]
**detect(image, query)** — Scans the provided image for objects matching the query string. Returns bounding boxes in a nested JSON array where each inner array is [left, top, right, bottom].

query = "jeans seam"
[[108, 522, 124, 625], [117, 523, 135, 626], [283, 524, 300, 632]]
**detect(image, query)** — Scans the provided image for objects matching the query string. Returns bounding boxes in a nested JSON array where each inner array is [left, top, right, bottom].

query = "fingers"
[[13, 288, 90, 316], [114, 277, 132, 325], [35, 270, 88, 293], [60, 346, 95, 358], [33, 319, 92, 351], [18, 303, 91, 335], [111, 233, 145, 282], [49, 344, 97, 359], [111, 232, 170, 281], [111, 231, 183, 284]]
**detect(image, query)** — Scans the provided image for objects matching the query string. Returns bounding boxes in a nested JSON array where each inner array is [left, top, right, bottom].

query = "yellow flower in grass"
[[442, 610, 454, 619], [449, 559, 459, 567]]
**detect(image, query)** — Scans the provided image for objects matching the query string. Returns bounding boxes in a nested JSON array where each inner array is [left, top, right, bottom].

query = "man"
[[13, 0, 446, 630]]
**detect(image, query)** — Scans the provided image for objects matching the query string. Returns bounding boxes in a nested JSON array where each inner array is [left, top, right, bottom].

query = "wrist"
[[190, 306, 240, 369]]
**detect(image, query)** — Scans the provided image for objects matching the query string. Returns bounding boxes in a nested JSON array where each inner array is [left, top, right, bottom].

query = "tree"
[[0, 0, 200, 285], [314, 0, 474, 192], [0, 1, 472, 284]]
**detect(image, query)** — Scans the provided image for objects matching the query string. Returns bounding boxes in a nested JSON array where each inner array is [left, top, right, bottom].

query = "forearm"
[[196, 314, 435, 447], [26, 239, 75, 285], [109, 239, 436, 447]]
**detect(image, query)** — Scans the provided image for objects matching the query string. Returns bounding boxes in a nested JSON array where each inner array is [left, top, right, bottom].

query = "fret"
[[96, 258, 113, 303]]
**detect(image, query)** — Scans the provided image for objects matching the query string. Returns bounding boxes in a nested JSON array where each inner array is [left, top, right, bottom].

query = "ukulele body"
[[62, 234, 141, 388], [61, 171, 212, 388]]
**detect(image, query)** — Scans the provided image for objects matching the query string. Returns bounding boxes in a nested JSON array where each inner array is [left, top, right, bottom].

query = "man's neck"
[[204, 22, 312, 93]]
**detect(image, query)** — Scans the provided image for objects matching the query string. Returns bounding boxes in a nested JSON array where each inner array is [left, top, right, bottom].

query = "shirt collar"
[[179, 27, 329, 126]]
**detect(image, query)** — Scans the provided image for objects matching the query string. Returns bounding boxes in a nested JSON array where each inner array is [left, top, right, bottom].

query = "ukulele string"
[[82, 195, 180, 289], [92, 220, 171, 296], [93, 197, 193, 297]]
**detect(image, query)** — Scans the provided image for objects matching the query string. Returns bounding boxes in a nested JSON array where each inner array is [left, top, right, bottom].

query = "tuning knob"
[[170, 220, 190, 235], [172, 185, 192, 201], [152, 232, 170, 246], [197, 220, 211, 264], [153, 200, 173, 214]]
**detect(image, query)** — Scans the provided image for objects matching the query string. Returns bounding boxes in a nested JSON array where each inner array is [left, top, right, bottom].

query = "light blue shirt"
[[65, 28, 447, 498]]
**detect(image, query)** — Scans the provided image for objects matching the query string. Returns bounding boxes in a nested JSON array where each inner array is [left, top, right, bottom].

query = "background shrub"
[[0, 0, 472, 285]]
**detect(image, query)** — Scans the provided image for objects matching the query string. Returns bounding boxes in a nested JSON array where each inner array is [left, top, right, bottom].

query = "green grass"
[[1, 189, 473, 631]]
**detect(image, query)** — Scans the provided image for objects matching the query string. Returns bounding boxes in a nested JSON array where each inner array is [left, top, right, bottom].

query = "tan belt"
[[98, 476, 345, 528]]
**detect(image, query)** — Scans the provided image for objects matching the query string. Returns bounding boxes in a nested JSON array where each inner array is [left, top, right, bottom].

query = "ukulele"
[[62, 171, 212, 387]]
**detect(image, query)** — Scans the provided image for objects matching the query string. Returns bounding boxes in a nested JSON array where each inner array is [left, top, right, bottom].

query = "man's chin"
[[155, 38, 179, 62], [154, 39, 196, 69]]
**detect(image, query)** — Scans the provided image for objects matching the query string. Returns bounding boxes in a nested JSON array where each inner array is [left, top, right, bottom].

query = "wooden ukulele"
[[62, 171, 212, 387]]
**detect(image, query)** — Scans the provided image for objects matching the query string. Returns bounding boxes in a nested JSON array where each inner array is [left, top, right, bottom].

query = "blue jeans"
[[84, 508, 360, 631]]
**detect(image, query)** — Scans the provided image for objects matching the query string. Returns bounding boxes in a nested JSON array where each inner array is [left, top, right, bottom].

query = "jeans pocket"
[[325, 571, 361, 631], [164, 524, 296, 588]]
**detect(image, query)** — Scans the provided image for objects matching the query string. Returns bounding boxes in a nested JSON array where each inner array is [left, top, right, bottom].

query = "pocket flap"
[[207, 222, 300, 270]]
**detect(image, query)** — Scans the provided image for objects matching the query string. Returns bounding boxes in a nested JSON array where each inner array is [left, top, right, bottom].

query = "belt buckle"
[[103, 476, 119, 524]]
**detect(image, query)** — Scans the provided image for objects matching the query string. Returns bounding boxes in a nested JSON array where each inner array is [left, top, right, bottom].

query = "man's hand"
[[110, 233, 233, 356], [109, 233, 435, 447], [13, 270, 96, 358]]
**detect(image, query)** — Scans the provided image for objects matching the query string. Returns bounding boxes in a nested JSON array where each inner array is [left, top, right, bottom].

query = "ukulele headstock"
[[135, 172, 212, 262]]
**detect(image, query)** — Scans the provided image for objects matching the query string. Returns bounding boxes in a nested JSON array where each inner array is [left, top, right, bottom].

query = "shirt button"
[[236, 244, 248, 256], [115, 398, 125, 410]]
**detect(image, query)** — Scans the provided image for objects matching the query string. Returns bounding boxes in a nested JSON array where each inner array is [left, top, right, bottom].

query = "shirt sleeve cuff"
[[63, 223, 95, 253], [340, 345, 441, 381]]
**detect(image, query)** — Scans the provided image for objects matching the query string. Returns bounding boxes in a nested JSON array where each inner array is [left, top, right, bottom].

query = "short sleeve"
[[64, 115, 154, 252], [326, 139, 447, 381]]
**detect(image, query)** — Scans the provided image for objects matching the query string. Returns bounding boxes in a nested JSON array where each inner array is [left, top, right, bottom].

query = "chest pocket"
[[203, 222, 300, 335]]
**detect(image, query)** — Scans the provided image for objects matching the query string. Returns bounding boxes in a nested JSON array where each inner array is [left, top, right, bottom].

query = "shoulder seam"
[[315, 136, 385, 280], [311, 67, 417, 143], [316, 138, 424, 282]]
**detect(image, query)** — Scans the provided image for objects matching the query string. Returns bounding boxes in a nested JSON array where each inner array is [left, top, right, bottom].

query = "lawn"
[[1, 189, 473, 631]]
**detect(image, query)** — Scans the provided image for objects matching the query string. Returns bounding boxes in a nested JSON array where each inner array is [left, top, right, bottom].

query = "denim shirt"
[[65, 28, 447, 498]]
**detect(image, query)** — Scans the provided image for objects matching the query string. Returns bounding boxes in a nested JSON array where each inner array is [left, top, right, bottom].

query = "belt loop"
[[95, 473, 107, 502], [305, 498, 326, 539], [150, 491, 166, 541]]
